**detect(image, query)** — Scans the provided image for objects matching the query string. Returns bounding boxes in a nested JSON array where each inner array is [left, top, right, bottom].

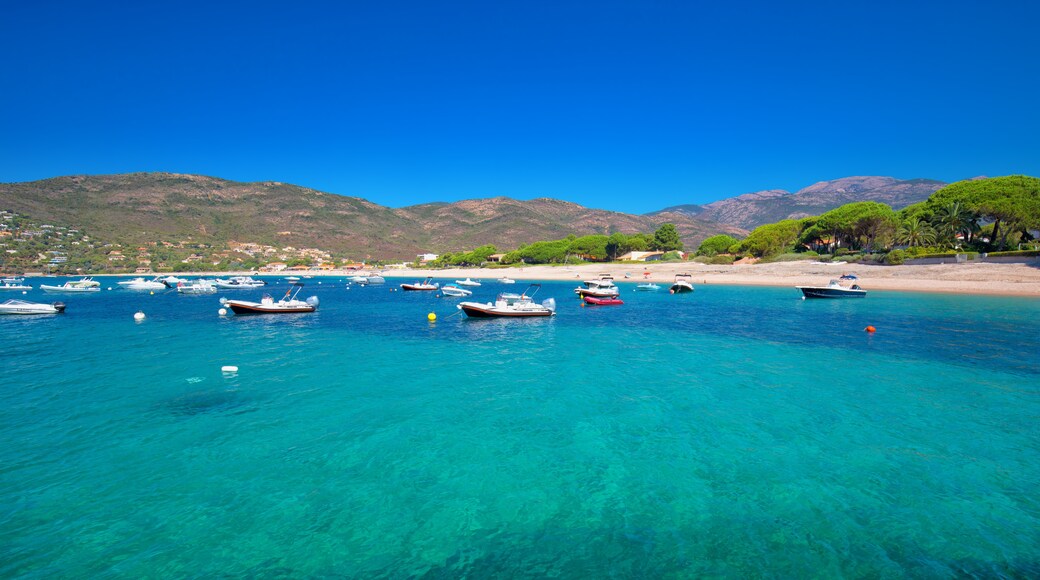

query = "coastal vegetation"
[[2, 174, 1037, 274], [720, 176, 1040, 263]]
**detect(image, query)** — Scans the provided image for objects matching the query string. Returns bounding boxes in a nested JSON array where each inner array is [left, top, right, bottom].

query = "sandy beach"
[[368, 260, 1040, 297], [95, 259, 1040, 297]]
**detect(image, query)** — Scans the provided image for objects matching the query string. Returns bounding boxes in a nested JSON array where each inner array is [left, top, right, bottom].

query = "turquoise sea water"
[[2, 277, 1039, 577]]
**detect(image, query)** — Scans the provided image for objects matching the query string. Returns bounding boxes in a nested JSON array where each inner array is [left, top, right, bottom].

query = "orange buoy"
[[865, 326, 876, 333]]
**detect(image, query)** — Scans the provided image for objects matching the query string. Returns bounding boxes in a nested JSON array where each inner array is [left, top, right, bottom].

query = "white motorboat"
[[797, 274, 866, 299], [400, 277, 439, 291], [365, 275, 386, 284], [348, 275, 368, 283], [0, 299, 66, 315], [176, 280, 217, 294], [635, 283, 661, 291], [0, 278, 32, 291], [40, 277, 102, 293], [222, 283, 319, 314], [670, 273, 695, 294], [214, 276, 267, 289], [440, 284, 473, 297], [575, 274, 619, 298], [456, 278, 481, 287], [118, 277, 167, 291], [499, 277, 516, 284], [458, 284, 556, 318]]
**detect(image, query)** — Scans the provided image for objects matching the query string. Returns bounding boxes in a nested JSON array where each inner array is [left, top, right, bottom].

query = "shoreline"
[[44, 261, 1040, 298]]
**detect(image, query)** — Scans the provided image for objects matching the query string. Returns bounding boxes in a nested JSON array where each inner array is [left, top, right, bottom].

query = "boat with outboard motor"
[[456, 278, 481, 287], [40, 277, 102, 293], [670, 273, 695, 294], [575, 274, 620, 298], [457, 284, 556, 318], [222, 283, 319, 314], [401, 277, 439, 291], [797, 274, 866, 299], [0, 299, 66, 315], [440, 284, 473, 297], [635, 282, 661, 291]]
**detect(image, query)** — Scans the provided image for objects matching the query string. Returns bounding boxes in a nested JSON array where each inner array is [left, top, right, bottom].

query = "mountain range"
[[0, 173, 947, 259], [651, 176, 947, 230]]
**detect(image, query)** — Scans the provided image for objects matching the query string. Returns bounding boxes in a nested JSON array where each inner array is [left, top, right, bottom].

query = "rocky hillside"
[[653, 177, 946, 230], [0, 173, 742, 259]]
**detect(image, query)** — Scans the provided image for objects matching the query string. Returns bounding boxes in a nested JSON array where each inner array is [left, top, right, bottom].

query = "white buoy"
[[108, 287, 112, 290], [221, 365, 238, 374], [218, 308, 228, 316], [22, 291, 27, 295], [134, 311, 146, 321]]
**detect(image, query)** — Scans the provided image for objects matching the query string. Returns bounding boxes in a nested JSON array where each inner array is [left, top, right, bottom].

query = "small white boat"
[[286, 276, 302, 283], [575, 274, 619, 298], [670, 273, 695, 294], [40, 277, 102, 293], [160, 275, 185, 286], [365, 275, 386, 284], [0, 299, 66, 315], [440, 284, 473, 297], [458, 285, 556, 318], [499, 277, 516, 284], [636, 283, 661, 291], [223, 283, 319, 314], [401, 277, 439, 291], [118, 277, 167, 291], [0, 278, 32, 291], [456, 278, 481, 287], [176, 280, 217, 294], [348, 275, 368, 283], [214, 276, 267, 289]]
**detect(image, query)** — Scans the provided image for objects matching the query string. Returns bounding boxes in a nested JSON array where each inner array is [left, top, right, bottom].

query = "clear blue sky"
[[2, 0, 1037, 214]]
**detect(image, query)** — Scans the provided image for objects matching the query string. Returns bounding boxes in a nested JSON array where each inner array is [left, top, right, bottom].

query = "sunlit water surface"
[[2, 277, 1039, 577]]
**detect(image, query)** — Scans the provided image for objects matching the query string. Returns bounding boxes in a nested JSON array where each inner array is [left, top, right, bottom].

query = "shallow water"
[[2, 277, 1039, 577]]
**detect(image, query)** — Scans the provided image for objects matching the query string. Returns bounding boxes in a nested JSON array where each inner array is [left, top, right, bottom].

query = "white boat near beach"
[[456, 278, 481, 287], [176, 280, 217, 294], [0, 278, 32, 291], [40, 277, 102, 293], [440, 284, 473, 297], [214, 276, 267, 289], [118, 277, 167, 291]]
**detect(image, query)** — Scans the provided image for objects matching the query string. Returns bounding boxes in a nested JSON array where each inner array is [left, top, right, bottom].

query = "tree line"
[[429, 224, 684, 266], [695, 175, 1040, 262]]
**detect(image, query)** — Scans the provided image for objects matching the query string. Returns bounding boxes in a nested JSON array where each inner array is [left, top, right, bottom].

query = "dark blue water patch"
[[160, 388, 254, 417]]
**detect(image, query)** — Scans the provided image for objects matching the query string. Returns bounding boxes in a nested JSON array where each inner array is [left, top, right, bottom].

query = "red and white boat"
[[223, 283, 319, 315], [400, 277, 440, 291], [583, 295, 624, 306]]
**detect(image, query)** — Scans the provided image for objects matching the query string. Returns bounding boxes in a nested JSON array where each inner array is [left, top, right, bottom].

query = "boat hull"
[[797, 286, 867, 299], [401, 284, 438, 291], [584, 296, 624, 306], [458, 303, 553, 318], [0, 300, 65, 315], [670, 283, 694, 293], [225, 300, 316, 314], [40, 285, 100, 293]]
